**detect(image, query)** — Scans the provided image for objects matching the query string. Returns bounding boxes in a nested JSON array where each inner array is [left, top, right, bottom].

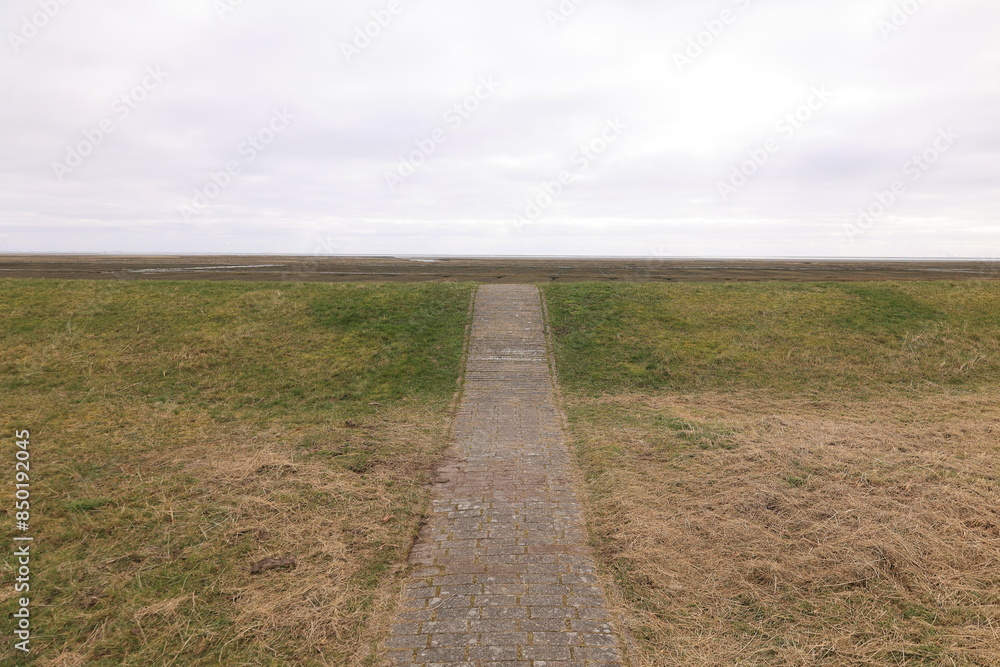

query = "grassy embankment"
[[0, 280, 474, 666], [544, 282, 1000, 667]]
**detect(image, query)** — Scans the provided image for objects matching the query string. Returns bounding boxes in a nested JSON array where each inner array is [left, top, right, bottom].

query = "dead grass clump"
[[570, 390, 1000, 666], [165, 404, 450, 665], [134, 595, 195, 621], [36, 652, 90, 667]]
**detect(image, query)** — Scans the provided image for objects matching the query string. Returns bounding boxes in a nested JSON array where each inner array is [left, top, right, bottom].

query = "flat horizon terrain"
[[2, 254, 999, 283]]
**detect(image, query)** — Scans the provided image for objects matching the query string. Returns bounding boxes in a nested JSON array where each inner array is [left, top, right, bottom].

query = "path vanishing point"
[[383, 285, 623, 666]]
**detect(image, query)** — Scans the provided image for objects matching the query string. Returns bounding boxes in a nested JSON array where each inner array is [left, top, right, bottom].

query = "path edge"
[[371, 283, 480, 667], [537, 284, 640, 667]]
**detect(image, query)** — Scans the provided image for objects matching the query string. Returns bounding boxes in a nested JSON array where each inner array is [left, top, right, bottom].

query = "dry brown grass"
[[566, 390, 1000, 666], [10, 398, 454, 667], [196, 405, 452, 665]]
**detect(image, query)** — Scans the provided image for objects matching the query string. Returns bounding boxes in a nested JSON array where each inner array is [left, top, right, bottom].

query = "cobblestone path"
[[383, 285, 622, 666]]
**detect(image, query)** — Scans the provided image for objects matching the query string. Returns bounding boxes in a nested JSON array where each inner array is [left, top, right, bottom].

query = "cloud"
[[0, 0, 997, 256]]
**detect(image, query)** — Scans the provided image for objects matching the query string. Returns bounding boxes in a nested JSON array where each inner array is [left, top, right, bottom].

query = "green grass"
[[2, 280, 469, 412], [543, 281, 1000, 397], [0, 279, 474, 666]]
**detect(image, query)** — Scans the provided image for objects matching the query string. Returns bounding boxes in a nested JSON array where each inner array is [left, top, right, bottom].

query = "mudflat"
[[1, 254, 997, 283]]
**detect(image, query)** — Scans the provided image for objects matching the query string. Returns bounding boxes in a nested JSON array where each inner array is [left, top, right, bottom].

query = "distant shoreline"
[[0, 253, 995, 261], [1, 255, 997, 283]]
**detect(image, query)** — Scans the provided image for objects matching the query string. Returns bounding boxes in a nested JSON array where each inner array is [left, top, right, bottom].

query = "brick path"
[[383, 285, 622, 667]]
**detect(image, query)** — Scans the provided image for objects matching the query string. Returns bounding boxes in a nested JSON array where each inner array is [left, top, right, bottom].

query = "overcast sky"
[[1, 0, 998, 257]]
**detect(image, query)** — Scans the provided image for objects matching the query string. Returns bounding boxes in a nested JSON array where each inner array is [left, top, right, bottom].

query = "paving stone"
[[525, 584, 573, 596], [469, 619, 518, 633], [481, 584, 528, 596], [433, 595, 474, 609], [391, 623, 422, 636], [522, 646, 572, 661], [571, 646, 622, 662], [397, 609, 435, 623], [423, 620, 471, 634], [521, 619, 568, 632], [468, 646, 520, 661], [386, 649, 416, 665], [530, 632, 580, 646], [527, 607, 577, 620], [435, 608, 482, 621], [415, 647, 468, 662], [576, 608, 610, 620], [385, 634, 431, 650], [383, 286, 621, 666], [476, 574, 522, 585], [564, 596, 608, 609], [405, 587, 439, 600], [578, 633, 618, 647], [439, 584, 483, 597], [474, 595, 520, 608], [480, 606, 528, 620], [520, 595, 566, 607], [430, 633, 480, 648], [567, 620, 614, 634]]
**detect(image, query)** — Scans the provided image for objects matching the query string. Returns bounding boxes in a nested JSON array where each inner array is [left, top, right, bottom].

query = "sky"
[[1, 0, 998, 257]]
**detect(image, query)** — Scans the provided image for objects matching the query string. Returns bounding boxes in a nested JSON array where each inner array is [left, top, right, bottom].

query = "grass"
[[544, 281, 999, 397], [0, 279, 474, 666], [543, 281, 1000, 667], [5, 277, 998, 665]]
